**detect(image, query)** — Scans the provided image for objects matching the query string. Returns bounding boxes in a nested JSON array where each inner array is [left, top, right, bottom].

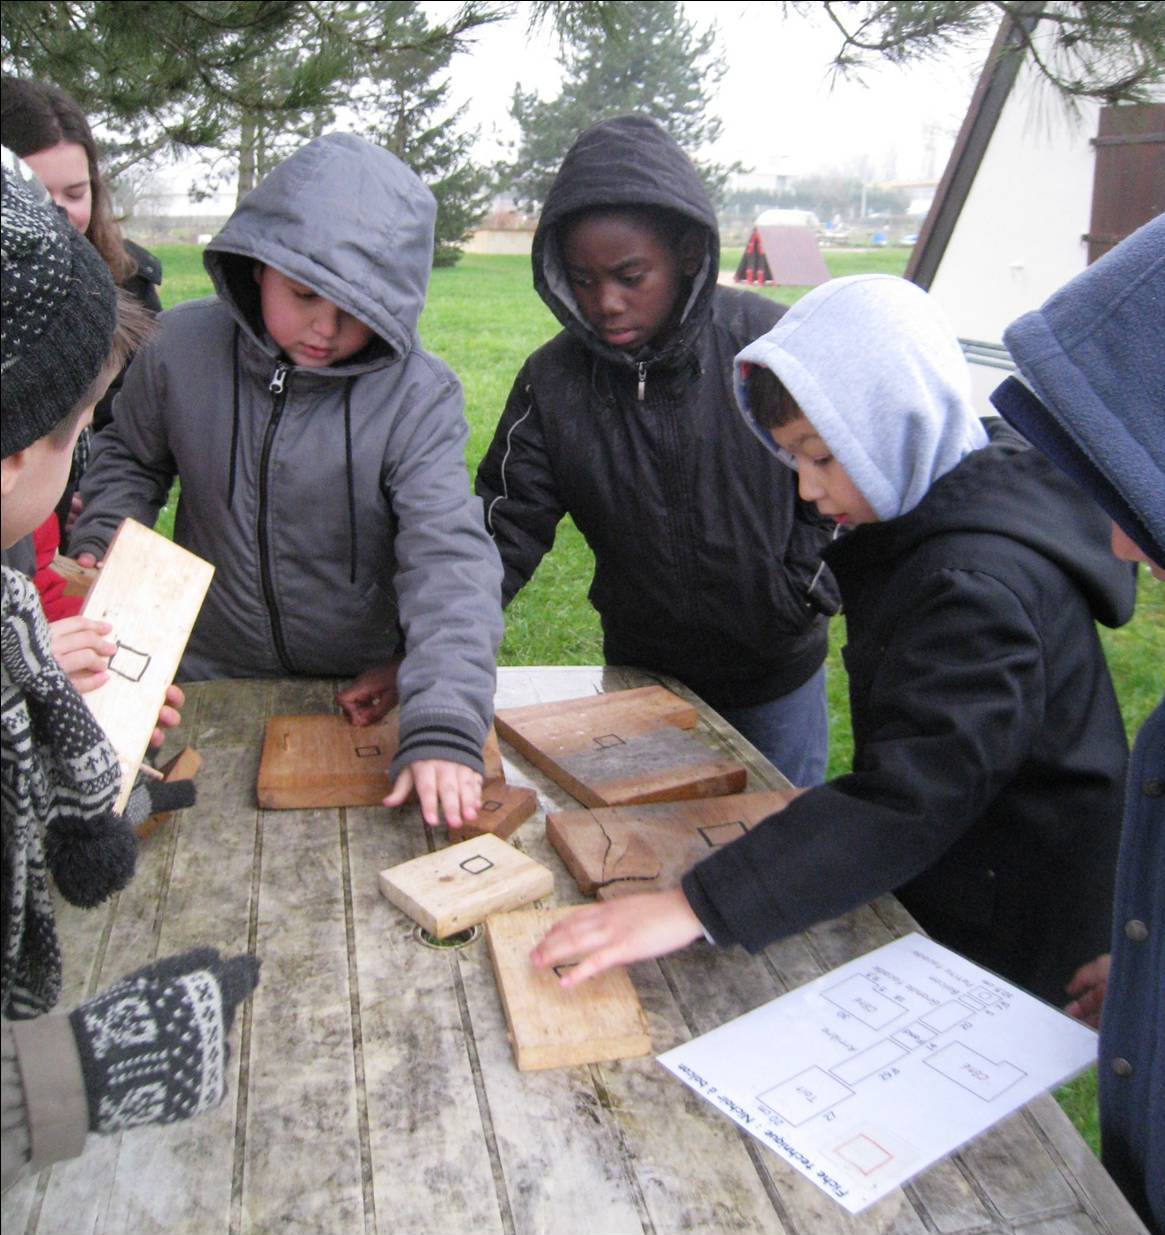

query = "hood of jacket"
[[531, 114, 719, 372], [734, 274, 989, 520], [203, 131, 435, 372], [991, 212, 1165, 566], [825, 419, 1136, 628]]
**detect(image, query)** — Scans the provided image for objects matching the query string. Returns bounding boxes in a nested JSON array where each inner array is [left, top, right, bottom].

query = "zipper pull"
[[637, 361, 648, 401], [269, 363, 289, 394]]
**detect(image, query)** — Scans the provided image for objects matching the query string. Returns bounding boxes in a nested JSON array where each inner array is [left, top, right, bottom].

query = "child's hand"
[[74, 551, 100, 569], [150, 683, 185, 748], [529, 890, 705, 988], [384, 759, 482, 829], [49, 615, 116, 693], [337, 659, 400, 726], [1064, 953, 1111, 1028]]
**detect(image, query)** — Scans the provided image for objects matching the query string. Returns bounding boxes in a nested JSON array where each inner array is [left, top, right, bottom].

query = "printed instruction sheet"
[[658, 933, 1097, 1213]]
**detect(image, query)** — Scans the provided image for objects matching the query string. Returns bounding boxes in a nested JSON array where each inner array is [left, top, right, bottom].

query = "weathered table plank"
[[2, 667, 1146, 1235]]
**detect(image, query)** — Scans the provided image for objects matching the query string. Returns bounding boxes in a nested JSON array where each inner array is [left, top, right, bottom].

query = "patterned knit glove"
[[68, 947, 260, 1133]]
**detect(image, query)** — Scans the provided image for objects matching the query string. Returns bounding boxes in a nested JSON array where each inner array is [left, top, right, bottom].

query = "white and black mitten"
[[68, 947, 260, 1133]]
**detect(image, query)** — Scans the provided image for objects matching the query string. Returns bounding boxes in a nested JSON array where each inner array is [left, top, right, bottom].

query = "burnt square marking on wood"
[[552, 962, 579, 980], [108, 642, 151, 682], [355, 744, 382, 758], [460, 854, 495, 876], [699, 820, 748, 847], [593, 733, 626, 749], [481, 798, 503, 813], [379, 833, 554, 937]]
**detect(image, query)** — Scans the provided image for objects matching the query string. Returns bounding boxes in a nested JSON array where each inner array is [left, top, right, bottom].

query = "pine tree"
[[361, 3, 492, 266], [500, 1, 736, 213]]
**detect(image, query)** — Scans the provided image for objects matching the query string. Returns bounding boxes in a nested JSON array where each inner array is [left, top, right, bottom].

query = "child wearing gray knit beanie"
[[1, 164, 260, 1189]]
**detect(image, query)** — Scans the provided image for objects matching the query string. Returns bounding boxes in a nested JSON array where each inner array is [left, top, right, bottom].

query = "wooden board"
[[485, 906, 652, 1071], [81, 518, 214, 813], [459, 781, 538, 842], [494, 685, 747, 807], [257, 712, 506, 809], [135, 746, 203, 840], [378, 833, 554, 938], [47, 553, 99, 599], [547, 790, 797, 899]]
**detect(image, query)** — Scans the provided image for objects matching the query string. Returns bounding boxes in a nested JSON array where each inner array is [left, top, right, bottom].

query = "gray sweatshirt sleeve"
[[69, 338, 177, 560], [382, 356, 504, 778]]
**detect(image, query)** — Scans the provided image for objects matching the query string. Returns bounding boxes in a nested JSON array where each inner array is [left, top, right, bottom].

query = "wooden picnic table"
[[2, 666, 1145, 1235]]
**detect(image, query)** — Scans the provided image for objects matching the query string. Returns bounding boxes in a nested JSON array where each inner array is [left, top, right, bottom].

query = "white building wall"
[[926, 58, 1100, 413]]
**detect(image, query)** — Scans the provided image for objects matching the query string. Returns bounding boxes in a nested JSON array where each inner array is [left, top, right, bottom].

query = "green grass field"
[[150, 242, 1162, 1153]]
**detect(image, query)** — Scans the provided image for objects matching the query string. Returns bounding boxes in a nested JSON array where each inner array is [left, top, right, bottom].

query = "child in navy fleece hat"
[[991, 214, 1164, 1235]]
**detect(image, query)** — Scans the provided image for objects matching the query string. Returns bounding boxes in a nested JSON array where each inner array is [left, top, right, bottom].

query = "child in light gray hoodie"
[[532, 274, 1132, 1008], [70, 133, 503, 828]]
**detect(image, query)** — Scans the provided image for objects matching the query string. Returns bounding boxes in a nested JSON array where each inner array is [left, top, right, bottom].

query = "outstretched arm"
[[530, 890, 705, 987]]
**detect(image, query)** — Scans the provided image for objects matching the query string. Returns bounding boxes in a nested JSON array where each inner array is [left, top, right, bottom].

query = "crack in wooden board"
[[547, 790, 797, 897]]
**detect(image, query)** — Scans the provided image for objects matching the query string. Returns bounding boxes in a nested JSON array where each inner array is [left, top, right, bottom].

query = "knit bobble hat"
[[1, 159, 117, 458]]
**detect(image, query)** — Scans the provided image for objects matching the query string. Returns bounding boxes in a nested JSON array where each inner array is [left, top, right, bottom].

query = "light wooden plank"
[[379, 833, 553, 938], [81, 519, 213, 811], [495, 685, 747, 807], [485, 906, 651, 1071]]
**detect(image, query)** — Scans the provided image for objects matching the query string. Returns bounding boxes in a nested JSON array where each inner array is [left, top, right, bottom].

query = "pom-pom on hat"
[[1, 158, 116, 458]]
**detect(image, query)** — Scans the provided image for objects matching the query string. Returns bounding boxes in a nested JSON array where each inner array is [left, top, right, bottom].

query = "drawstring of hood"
[[343, 376, 358, 584], [227, 325, 241, 509]]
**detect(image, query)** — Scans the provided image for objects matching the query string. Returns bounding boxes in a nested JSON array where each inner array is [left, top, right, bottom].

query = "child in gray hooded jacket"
[[69, 133, 503, 828]]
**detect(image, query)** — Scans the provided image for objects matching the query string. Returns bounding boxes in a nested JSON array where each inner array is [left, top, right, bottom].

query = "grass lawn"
[[150, 242, 1162, 1154]]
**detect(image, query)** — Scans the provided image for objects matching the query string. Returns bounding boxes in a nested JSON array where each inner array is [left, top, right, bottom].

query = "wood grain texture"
[[548, 789, 796, 897], [458, 780, 539, 841], [134, 745, 203, 840], [47, 553, 98, 598], [81, 519, 213, 812], [495, 685, 747, 807], [257, 712, 399, 808], [257, 712, 506, 809], [6, 668, 1147, 1235], [378, 832, 554, 937], [485, 905, 652, 1071]]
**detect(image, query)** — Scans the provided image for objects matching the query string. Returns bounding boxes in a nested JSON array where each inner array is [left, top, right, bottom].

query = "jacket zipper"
[[637, 361, 648, 401], [258, 363, 295, 672]]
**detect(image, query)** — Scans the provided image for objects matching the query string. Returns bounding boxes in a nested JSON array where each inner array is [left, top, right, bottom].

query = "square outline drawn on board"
[[593, 733, 625, 749], [553, 962, 579, 980], [481, 798, 503, 813], [355, 744, 382, 758], [108, 642, 151, 683], [460, 854, 495, 876], [699, 820, 748, 847]]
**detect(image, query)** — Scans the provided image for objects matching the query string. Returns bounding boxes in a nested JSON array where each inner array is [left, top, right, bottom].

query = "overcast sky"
[[156, 2, 1000, 211], [436, 1, 999, 185]]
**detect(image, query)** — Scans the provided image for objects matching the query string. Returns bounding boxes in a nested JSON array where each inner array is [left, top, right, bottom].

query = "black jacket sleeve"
[[683, 566, 1046, 950], [475, 363, 568, 607]]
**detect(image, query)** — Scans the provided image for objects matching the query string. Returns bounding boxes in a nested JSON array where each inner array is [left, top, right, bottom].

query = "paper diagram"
[[659, 934, 1097, 1214]]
